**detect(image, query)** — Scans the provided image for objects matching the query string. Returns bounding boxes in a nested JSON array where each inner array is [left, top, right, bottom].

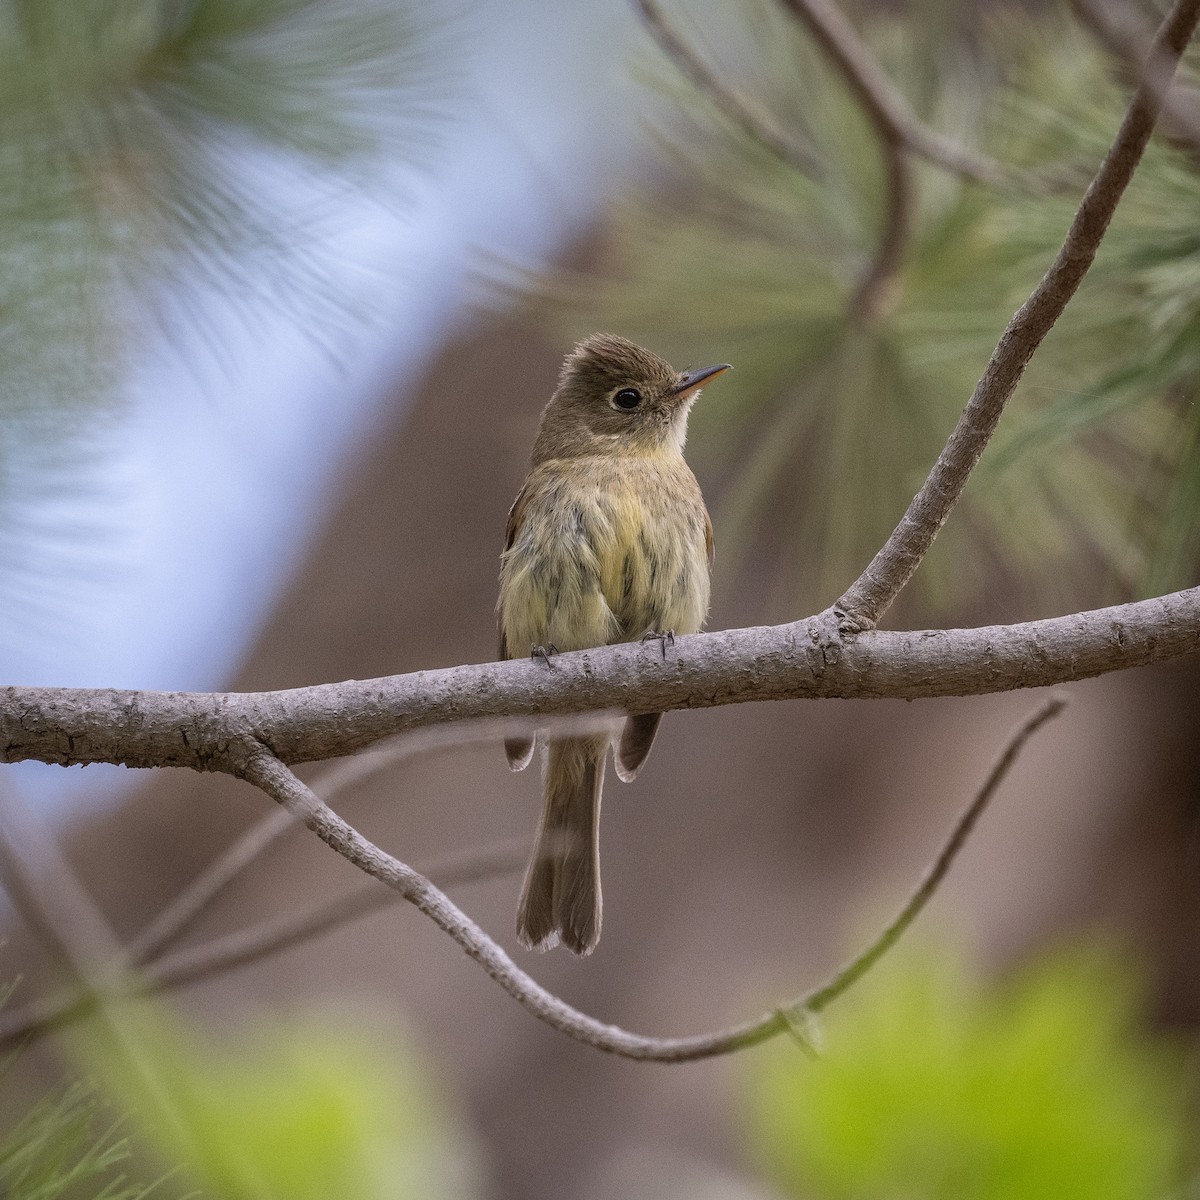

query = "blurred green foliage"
[[748, 946, 1194, 1200], [0, 1075, 157, 1200], [93, 1008, 481, 1200], [0, 0, 439, 422], [527, 0, 1200, 620], [0, 0, 442, 623]]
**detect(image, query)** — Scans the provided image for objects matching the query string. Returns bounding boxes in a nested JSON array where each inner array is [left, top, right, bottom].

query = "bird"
[[497, 333, 730, 954]]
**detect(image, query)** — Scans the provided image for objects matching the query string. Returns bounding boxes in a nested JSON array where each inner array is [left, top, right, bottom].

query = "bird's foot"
[[640, 629, 675, 660], [530, 643, 560, 666]]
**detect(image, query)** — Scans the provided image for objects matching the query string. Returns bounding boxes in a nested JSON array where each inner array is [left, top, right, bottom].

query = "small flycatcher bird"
[[498, 333, 730, 955]]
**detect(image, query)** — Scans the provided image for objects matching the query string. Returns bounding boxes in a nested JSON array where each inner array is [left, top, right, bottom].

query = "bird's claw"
[[531, 643, 559, 666], [641, 629, 675, 660]]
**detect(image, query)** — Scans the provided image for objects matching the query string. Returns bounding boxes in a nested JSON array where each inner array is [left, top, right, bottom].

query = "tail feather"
[[504, 734, 536, 771], [614, 712, 663, 782], [517, 735, 606, 955]]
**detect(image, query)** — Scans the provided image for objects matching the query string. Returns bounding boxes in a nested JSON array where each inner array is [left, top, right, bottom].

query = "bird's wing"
[[705, 510, 714, 567], [499, 481, 538, 770], [504, 482, 532, 553], [498, 482, 533, 661]]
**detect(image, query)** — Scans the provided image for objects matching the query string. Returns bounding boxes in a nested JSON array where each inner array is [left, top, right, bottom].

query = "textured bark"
[[1, 589, 1195, 773]]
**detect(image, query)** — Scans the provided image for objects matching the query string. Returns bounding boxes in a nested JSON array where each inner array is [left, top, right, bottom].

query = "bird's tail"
[[516, 734, 608, 955]]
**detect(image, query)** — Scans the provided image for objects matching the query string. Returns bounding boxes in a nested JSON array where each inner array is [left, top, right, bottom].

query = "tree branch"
[[2, 8, 1194, 775], [0, 6, 1193, 1068], [221, 698, 1060, 1060], [632, 0, 823, 178], [833, 0, 1200, 631], [0, 0, 1186, 1082], [776, 0, 917, 318], [0, 588, 1193, 773], [1071, 0, 1200, 154], [775, 0, 1007, 187]]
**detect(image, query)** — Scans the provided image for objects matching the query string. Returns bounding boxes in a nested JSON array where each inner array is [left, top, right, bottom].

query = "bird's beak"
[[671, 363, 732, 400]]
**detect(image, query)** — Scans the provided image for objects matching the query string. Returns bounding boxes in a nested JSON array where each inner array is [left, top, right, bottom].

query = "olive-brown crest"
[[558, 332, 678, 398]]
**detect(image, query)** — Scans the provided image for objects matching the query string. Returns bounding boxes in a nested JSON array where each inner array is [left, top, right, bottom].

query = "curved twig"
[[834, 0, 1200, 631], [127, 808, 297, 966], [801, 695, 1065, 1010], [633, 0, 822, 178], [851, 125, 914, 319], [775, 0, 917, 317], [0, 715, 607, 1052], [636, 0, 1007, 316], [1071, 0, 1200, 154], [775, 0, 1008, 187], [229, 698, 1062, 1061], [127, 714, 604, 964]]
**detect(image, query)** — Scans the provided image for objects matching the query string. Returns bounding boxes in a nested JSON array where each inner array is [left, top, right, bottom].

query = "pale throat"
[[658, 399, 694, 456], [614, 402, 694, 458]]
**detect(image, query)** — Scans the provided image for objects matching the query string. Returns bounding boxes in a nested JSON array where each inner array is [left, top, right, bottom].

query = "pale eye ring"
[[611, 387, 642, 411]]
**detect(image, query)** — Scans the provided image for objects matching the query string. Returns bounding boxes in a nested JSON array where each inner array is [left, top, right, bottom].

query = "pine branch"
[[775, 0, 1008, 187], [833, 0, 1200, 631], [0, 0, 1195, 1072], [632, 0, 823, 178], [1071, 0, 1200, 153]]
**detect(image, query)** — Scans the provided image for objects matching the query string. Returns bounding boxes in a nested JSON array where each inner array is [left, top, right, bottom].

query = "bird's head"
[[532, 333, 730, 463]]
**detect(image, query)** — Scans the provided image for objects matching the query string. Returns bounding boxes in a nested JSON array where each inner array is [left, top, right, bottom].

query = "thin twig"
[[1071, 0, 1200, 154], [801, 695, 1066, 1011], [637, 0, 1006, 316], [151, 838, 527, 991], [852, 119, 914, 320], [0, 783, 122, 979], [232, 698, 1062, 1061], [0, 717, 577, 1050], [776, 0, 917, 316], [0, 837, 527, 1050], [834, 0, 1200, 631], [775, 0, 1008, 187], [128, 712, 612, 965], [0, 714, 602, 1052], [633, 0, 822, 178], [127, 809, 296, 966]]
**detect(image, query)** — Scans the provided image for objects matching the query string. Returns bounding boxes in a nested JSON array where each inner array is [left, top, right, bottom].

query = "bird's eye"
[[612, 387, 642, 411]]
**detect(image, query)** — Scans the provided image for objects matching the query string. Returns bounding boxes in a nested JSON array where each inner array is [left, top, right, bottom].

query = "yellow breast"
[[499, 454, 711, 656]]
